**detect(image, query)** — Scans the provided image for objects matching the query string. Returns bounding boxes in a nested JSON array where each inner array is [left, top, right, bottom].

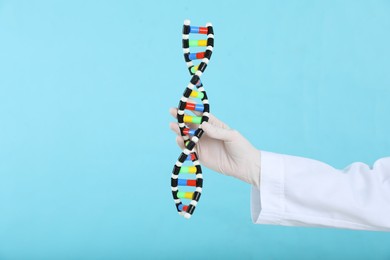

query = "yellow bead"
[[188, 166, 197, 173], [198, 40, 207, 46], [190, 91, 198, 98], [183, 115, 192, 123], [184, 192, 194, 199]]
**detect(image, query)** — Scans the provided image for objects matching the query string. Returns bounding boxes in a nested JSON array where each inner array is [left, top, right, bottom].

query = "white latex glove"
[[169, 108, 261, 188]]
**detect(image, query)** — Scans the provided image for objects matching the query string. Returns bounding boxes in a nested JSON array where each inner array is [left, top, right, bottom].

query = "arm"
[[169, 109, 390, 231], [253, 152, 390, 231]]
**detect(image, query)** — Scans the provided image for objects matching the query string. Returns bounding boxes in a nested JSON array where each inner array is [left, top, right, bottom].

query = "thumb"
[[201, 122, 236, 142]]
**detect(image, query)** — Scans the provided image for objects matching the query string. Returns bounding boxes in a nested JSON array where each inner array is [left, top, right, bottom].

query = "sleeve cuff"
[[251, 151, 285, 224]]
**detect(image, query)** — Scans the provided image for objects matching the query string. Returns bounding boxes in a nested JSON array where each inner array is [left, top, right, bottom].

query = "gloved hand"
[[169, 108, 261, 188]]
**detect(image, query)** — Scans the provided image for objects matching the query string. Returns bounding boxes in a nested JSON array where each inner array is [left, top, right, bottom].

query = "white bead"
[[195, 70, 203, 77], [175, 161, 183, 167]]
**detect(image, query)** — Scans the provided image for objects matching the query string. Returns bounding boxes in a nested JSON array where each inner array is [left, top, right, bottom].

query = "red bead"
[[185, 103, 196, 110], [187, 180, 196, 186], [196, 52, 205, 59], [183, 205, 189, 211], [199, 27, 208, 34], [183, 128, 190, 135]]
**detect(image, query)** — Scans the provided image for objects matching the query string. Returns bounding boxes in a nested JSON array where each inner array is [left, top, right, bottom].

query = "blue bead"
[[178, 179, 187, 186], [190, 26, 200, 33], [178, 204, 184, 211], [189, 53, 197, 60], [195, 104, 204, 112]]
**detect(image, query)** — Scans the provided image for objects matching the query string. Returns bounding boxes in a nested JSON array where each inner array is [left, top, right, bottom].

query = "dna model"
[[171, 20, 214, 219]]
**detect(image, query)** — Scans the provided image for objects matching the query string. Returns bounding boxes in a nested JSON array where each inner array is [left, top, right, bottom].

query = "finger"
[[169, 122, 180, 135], [201, 121, 236, 142], [169, 107, 178, 119], [208, 114, 230, 129], [176, 135, 185, 150]]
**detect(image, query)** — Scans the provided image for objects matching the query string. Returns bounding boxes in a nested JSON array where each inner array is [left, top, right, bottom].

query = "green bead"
[[180, 166, 189, 173], [192, 116, 202, 124], [189, 40, 198, 47], [177, 191, 185, 199]]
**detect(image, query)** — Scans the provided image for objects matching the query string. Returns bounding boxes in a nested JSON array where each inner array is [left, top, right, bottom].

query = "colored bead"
[[180, 166, 197, 174], [189, 52, 206, 60], [189, 26, 208, 34], [196, 52, 205, 59], [195, 104, 204, 112], [190, 90, 204, 99], [188, 53, 196, 60], [178, 179, 187, 186], [185, 102, 204, 112], [187, 180, 196, 186], [185, 153, 196, 161], [183, 205, 189, 211], [178, 204, 184, 211], [199, 27, 208, 34], [190, 26, 198, 33], [177, 191, 194, 199], [177, 179, 196, 186], [190, 26, 200, 33], [189, 40, 207, 47], [183, 127, 195, 136], [189, 40, 197, 47], [183, 115, 202, 124], [198, 40, 207, 46], [183, 115, 192, 123], [190, 65, 199, 74], [185, 102, 196, 110]]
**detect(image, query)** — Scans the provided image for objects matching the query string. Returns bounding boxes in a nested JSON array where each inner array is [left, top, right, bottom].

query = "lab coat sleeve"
[[251, 151, 390, 231]]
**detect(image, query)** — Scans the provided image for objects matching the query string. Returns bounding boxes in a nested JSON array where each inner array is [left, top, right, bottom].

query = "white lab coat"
[[251, 151, 390, 231]]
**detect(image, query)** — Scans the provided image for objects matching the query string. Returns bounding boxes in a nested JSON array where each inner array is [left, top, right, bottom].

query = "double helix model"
[[171, 20, 214, 219]]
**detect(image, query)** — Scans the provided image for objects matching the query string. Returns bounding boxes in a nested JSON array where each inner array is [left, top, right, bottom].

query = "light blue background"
[[1, 0, 389, 259]]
